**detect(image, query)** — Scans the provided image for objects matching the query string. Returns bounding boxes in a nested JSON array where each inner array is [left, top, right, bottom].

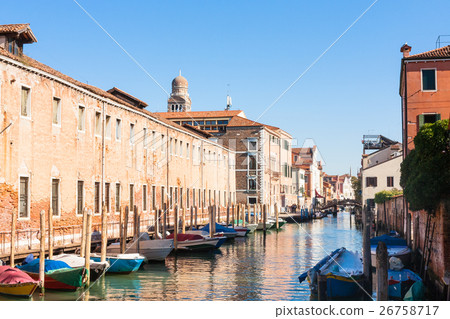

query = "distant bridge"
[[318, 199, 361, 211]]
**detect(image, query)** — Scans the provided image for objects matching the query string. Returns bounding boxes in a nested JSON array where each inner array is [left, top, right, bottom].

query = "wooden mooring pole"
[[317, 275, 327, 301], [174, 205, 178, 250], [209, 206, 214, 238], [119, 206, 124, 250], [263, 204, 267, 234], [275, 203, 279, 230], [376, 241, 388, 301], [80, 207, 87, 257], [362, 206, 372, 297], [195, 206, 198, 229], [48, 207, 54, 259], [226, 205, 230, 226], [85, 210, 92, 287], [39, 210, 46, 294], [190, 206, 194, 231], [101, 204, 107, 263], [182, 207, 186, 234], [231, 204, 235, 229], [10, 209, 17, 267], [122, 206, 129, 253], [163, 203, 167, 239]]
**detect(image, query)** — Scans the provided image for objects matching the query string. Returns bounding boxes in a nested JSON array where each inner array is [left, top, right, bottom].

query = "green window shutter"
[[436, 113, 441, 121], [418, 114, 425, 129]]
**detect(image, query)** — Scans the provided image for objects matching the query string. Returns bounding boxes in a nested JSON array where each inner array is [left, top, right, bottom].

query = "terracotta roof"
[[227, 115, 280, 131], [0, 23, 37, 43], [107, 87, 148, 108], [157, 110, 245, 119], [404, 45, 450, 60], [181, 124, 213, 138], [0, 47, 211, 141]]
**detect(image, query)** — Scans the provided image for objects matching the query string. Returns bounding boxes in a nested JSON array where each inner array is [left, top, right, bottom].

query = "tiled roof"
[[0, 47, 209, 141], [157, 110, 245, 119], [0, 23, 37, 42], [227, 115, 280, 131], [404, 45, 450, 60], [107, 87, 148, 107]]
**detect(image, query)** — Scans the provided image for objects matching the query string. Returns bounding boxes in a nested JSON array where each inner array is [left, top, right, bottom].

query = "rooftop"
[[404, 45, 450, 60]]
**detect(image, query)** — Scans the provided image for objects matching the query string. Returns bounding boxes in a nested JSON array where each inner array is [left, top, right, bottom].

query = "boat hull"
[[256, 222, 274, 230], [176, 238, 220, 251], [0, 282, 39, 298], [107, 239, 174, 262], [25, 267, 87, 291], [326, 274, 364, 298], [91, 255, 144, 274], [370, 246, 411, 267]]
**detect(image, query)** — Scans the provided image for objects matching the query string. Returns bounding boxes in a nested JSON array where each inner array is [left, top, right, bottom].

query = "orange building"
[[400, 44, 450, 154]]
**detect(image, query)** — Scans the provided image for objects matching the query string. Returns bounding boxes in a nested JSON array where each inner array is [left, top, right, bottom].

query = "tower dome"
[[172, 75, 188, 88], [168, 72, 191, 112]]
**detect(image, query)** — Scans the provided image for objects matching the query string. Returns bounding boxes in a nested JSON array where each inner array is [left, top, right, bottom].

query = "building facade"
[[0, 24, 236, 232]]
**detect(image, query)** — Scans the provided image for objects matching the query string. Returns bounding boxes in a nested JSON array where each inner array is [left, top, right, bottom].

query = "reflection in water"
[[0, 212, 361, 301]]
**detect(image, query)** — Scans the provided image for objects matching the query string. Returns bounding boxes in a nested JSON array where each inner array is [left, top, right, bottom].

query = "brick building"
[[0, 24, 236, 232]]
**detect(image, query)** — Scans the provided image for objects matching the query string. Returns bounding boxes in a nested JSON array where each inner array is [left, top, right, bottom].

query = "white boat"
[[256, 221, 274, 230], [231, 226, 250, 237], [241, 224, 258, 233], [370, 246, 412, 267], [52, 253, 109, 282], [107, 233, 173, 262], [167, 233, 221, 251]]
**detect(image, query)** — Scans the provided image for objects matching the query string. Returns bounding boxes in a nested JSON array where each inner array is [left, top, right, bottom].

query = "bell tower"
[[167, 71, 191, 112]]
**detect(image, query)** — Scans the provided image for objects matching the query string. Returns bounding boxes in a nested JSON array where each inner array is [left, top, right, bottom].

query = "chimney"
[[401, 43, 412, 58]]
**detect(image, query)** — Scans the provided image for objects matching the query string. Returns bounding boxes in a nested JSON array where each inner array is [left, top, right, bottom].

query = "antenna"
[[226, 84, 232, 110]]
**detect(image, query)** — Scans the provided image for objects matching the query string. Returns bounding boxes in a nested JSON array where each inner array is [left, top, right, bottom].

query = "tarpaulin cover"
[[17, 259, 71, 274], [0, 266, 38, 284], [166, 233, 204, 241], [200, 223, 238, 234], [370, 234, 407, 247]]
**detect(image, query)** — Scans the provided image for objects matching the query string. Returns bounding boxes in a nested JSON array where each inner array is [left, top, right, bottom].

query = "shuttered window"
[[143, 185, 147, 211], [19, 177, 29, 218], [366, 177, 377, 187], [418, 113, 441, 130], [387, 176, 394, 187], [105, 183, 110, 213], [77, 181, 84, 215], [52, 179, 59, 216], [152, 185, 156, 210], [115, 183, 120, 213], [421, 69, 436, 91]]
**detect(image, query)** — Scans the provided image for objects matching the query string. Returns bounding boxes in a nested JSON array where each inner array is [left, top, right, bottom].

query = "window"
[[248, 139, 257, 151], [421, 69, 436, 91], [95, 182, 100, 214], [248, 176, 257, 190], [182, 121, 193, 125], [161, 134, 165, 153], [193, 188, 196, 207], [152, 131, 156, 150], [161, 186, 165, 209], [206, 120, 216, 125], [366, 177, 377, 187], [180, 141, 183, 157], [248, 154, 257, 169], [174, 187, 178, 207], [51, 179, 59, 216], [19, 177, 29, 218], [105, 115, 111, 138], [186, 143, 190, 159], [78, 105, 85, 131], [187, 188, 190, 208], [115, 183, 121, 213], [170, 138, 173, 154], [130, 184, 134, 211], [169, 187, 173, 208], [52, 97, 61, 125], [194, 121, 204, 126], [105, 183, 110, 213], [143, 185, 147, 211], [180, 188, 183, 208], [95, 112, 101, 136], [248, 197, 257, 205], [116, 118, 122, 140], [152, 185, 156, 210], [21, 86, 30, 117], [174, 139, 178, 155], [77, 181, 84, 215], [418, 113, 441, 129], [203, 189, 205, 207], [218, 120, 228, 125], [387, 176, 394, 187], [130, 123, 135, 145]]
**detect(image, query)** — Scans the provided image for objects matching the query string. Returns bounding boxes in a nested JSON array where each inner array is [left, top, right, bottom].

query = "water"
[[2, 212, 362, 301]]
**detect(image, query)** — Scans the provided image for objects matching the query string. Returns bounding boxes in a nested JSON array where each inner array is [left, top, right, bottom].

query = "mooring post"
[[252, 204, 256, 224], [190, 206, 194, 230], [153, 205, 158, 238], [275, 203, 279, 230], [48, 207, 54, 259], [80, 207, 87, 257], [362, 206, 372, 297], [263, 204, 267, 234], [195, 206, 198, 229], [213, 205, 217, 234], [226, 205, 230, 226], [119, 206, 124, 250], [135, 205, 141, 253], [231, 204, 235, 228], [101, 204, 108, 263], [209, 206, 213, 238], [85, 210, 92, 287], [174, 205, 178, 250], [162, 203, 167, 239], [10, 209, 17, 267], [376, 241, 388, 301], [182, 207, 186, 234], [123, 206, 129, 253], [39, 210, 46, 294], [406, 212, 412, 248], [317, 274, 327, 301]]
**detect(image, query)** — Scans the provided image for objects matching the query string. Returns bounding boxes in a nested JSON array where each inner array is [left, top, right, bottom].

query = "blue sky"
[[5, 0, 450, 174]]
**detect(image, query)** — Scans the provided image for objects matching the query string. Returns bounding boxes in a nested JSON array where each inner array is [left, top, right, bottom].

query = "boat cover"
[[17, 259, 71, 273], [166, 233, 204, 241], [370, 234, 407, 247], [200, 223, 238, 234], [0, 266, 38, 284], [298, 248, 341, 283], [403, 281, 425, 301]]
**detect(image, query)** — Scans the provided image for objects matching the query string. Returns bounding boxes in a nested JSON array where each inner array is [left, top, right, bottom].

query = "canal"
[[2, 212, 362, 301]]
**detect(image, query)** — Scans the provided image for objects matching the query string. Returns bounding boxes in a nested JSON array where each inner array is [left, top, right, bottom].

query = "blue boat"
[[90, 253, 144, 274], [299, 247, 364, 299], [200, 223, 238, 239], [370, 235, 412, 267], [388, 268, 422, 300]]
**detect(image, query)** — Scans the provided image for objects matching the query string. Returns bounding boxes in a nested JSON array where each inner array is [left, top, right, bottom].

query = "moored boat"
[[370, 235, 411, 267], [256, 221, 274, 230], [17, 259, 87, 291], [0, 266, 39, 298], [167, 233, 220, 251], [106, 233, 174, 262], [388, 268, 422, 300], [299, 247, 364, 299], [90, 253, 145, 274], [268, 218, 286, 228], [52, 254, 109, 282], [200, 223, 238, 239]]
